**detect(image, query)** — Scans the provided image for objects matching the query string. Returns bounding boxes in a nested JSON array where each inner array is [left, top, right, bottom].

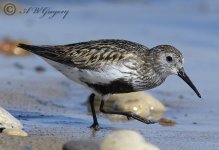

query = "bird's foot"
[[90, 123, 100, 131], [125, 112, 157, 124]]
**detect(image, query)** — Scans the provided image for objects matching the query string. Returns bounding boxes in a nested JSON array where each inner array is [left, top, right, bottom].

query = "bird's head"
[[149, 45, 201, 98]]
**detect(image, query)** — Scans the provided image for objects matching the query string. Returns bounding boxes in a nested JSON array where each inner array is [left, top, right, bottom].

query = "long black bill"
[[177, 67, 201, 98]]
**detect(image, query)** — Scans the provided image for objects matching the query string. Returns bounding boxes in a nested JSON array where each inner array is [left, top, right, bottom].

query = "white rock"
[[0, 106, 23, 129], [111, 92, 165, 112], [100, 130, 160, 150], [90, 92, 166, 121], [108, 98, 151, 121]]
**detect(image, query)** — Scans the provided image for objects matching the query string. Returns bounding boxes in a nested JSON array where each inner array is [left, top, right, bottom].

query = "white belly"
[[43, 58, 138, 90]]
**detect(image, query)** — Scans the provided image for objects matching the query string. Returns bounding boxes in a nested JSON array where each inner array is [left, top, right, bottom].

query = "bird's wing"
[[18, 39, 148, 70]]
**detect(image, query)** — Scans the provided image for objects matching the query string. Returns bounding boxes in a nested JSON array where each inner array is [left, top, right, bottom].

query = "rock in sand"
[[100, 130, 160, 150]]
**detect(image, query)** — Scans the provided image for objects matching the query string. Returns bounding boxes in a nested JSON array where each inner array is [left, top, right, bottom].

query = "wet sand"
[[0, 54, 218, 150]]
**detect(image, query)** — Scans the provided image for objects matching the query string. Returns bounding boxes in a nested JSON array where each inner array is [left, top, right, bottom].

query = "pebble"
[[100, 130, 160, 150], [159, 118, 176, 127], [88, 92, 166, 121], [0, 38, 31, 56], [34, 66, 46, 73], [108, 98, 150, 121], [2, 128, 28, 137], [63, 140, 99, 150]]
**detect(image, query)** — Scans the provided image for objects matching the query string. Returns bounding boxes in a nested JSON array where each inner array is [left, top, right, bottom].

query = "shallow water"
[[1, 0, 219, 149]]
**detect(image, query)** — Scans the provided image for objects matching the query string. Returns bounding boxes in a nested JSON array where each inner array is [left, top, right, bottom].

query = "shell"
[[0, 106, 23, 129]]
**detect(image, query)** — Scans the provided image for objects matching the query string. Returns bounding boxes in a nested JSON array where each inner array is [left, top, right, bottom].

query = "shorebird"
[[18, 39, 201, 130]]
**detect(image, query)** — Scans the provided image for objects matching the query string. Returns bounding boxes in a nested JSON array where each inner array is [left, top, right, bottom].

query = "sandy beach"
[[1, 0, 219, 149]]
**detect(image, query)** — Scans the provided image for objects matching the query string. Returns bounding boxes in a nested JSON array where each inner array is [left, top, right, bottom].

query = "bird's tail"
[[17, 43, 63, 60]]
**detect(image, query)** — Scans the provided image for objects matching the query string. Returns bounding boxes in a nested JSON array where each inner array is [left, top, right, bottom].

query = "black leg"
[[89, 93, 99, 130], [99, 100, 156, 124]]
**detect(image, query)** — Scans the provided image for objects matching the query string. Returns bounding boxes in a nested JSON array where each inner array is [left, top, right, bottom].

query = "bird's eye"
[[166, 56, 173, 62]]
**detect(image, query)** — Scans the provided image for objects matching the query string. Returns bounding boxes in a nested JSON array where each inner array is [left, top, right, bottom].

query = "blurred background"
[[0, 0, 219, 149]]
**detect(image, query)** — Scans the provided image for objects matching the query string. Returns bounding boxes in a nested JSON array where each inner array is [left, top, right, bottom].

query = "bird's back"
[[18, 39, 149, 69]]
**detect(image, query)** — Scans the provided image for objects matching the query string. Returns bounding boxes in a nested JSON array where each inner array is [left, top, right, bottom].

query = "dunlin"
[[18, 39, 201, 129]]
